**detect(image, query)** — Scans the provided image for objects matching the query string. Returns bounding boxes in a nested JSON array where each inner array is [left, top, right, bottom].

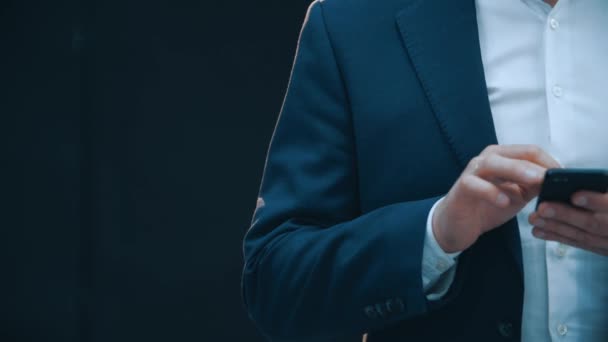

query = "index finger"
[[482, 144, 562, 169]]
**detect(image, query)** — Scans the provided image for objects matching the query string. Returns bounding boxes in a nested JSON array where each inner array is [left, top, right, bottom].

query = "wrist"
[[432, 202, 461, 254]]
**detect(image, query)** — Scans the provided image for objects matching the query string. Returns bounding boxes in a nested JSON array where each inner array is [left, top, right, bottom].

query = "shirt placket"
[[543, 5, 575, 341]]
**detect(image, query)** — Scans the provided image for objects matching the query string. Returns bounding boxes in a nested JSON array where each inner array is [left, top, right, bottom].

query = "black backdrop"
[[1, 0, 311, 340]]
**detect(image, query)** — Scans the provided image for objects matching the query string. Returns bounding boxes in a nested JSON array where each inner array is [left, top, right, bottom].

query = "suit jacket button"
[[375, 303, 386, 318], [497, 321, 513, 338], [386, 298, 405, 313], [364, 306, 378, 319]]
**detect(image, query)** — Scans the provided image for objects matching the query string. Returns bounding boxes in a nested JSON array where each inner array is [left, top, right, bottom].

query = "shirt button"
[[552, 85, 563, 98], [556, 244, 567, 257], [436, 259, 449, 272], [550, 18, 559, 30], [557, 323, 568, 336]]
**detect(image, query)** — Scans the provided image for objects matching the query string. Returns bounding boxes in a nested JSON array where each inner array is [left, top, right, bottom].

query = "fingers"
[[497, 182, 525, 197], [531, 211, 595, 245], [465, 144, 561, 201], [529, 201, 608, 256], [530, 213, 608, 252], [469, 154, 545, 187], [498, 181, 539, 203], [531, 227, 608, 256], [536, 202, 607, 237], [481, 144, 562, 169], [459, 174, 510, 208], [572, 191, 608, 213]]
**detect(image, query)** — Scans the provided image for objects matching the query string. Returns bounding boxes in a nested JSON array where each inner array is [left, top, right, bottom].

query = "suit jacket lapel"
[[395, 0, 523, 273]]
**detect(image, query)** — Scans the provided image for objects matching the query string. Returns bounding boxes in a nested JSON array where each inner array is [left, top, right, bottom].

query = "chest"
[[477, 0, 608, 168]]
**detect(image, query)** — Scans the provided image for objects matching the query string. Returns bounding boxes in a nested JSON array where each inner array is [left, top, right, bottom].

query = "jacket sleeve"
[[242, 1, 459, 340]]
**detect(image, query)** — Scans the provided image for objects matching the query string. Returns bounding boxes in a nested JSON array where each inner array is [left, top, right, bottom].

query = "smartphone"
[[536, 168, 608, 209]]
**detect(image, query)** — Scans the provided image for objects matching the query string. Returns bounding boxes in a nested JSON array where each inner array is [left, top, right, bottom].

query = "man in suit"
[[242, 0, 608, 340]]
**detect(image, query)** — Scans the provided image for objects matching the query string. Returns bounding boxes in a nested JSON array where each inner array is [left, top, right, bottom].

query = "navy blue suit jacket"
[[243, 0, 525, 340]]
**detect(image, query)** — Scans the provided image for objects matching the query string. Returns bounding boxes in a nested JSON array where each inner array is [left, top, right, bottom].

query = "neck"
[[544, 0, 558, 7]]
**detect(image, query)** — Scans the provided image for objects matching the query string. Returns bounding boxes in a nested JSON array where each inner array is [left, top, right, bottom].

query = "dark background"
[[1, 0, 312, 340]]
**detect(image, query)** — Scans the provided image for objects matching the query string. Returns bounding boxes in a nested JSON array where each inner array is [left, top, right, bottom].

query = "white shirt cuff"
[[421, 197, 461, 300]]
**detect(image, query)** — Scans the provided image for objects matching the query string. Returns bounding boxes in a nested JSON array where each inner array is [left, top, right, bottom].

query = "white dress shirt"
[[421, 0, 608, 340]]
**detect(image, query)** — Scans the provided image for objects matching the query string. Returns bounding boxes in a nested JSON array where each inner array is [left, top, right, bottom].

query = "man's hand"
[[432, 144, 561, 253], [529, 192, 608, 256]]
